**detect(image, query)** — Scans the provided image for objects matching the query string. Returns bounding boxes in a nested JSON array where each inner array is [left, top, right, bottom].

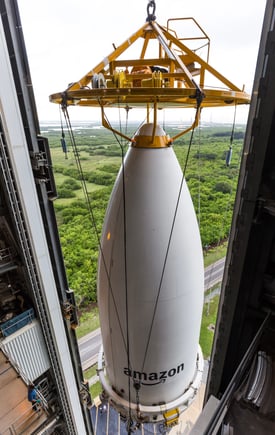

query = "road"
[[78, 328, 102, 371], [79, 257, 226, 370], [204, 257, 225, 290]]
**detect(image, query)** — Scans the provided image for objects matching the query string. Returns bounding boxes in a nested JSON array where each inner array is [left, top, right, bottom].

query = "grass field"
[[90, 381, 102, 399], [76, 306, 100, 339], [199, 295, 220, 358], [51, 147, 120, 206], [51, 147, 121, 171], [203, 242, 227, 267]]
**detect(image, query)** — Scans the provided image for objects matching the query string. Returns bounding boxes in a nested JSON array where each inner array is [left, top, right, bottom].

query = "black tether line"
[[101, 103, 133, 423], [120, 121, 132, 424], [102, 102, 155, 429], [141, 103, 202, 375], [60, 102, 128, 356]]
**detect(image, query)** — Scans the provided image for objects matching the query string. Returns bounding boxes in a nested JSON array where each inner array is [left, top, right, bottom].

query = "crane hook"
[[146, 0, 156, 22]]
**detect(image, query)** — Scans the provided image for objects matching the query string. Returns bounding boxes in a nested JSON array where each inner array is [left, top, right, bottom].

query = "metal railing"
[[0, 308, 35, 338]]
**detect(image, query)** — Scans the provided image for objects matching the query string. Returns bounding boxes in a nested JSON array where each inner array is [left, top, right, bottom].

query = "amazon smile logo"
[[124, 363, 184, 385]]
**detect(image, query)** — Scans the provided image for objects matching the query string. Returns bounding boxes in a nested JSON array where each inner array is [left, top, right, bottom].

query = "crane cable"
[[101, 102, 134, 427], [105, 98, 203, 407], [217, 104, 238, 246], [140, 101, 202, 376], [103, 102, 159, 430], [61, 101, 136, 427], [59, 102, 129, 359], [197, 118, 202, 228], [102, 103, 162, 430], [217, 103, 240, 244], [205, 104, 242, 294]]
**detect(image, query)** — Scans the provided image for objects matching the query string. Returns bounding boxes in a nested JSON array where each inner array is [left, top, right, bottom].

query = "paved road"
[[79, 257, 226, 370], [78, 328, 102, 370], [204, 257, 225, 290]]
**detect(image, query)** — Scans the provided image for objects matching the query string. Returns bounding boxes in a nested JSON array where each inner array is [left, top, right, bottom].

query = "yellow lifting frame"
[[50, 17, 250, 140]]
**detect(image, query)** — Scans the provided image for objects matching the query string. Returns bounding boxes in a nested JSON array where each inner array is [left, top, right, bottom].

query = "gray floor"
[[90, 403, 169, 434]]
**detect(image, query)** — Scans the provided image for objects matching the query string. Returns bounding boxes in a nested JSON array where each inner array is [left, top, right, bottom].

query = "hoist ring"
[[146, 1, 156, 22]]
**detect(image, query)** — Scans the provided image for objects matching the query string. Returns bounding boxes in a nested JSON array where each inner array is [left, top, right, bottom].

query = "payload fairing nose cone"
[[97, 123, 204, 423]]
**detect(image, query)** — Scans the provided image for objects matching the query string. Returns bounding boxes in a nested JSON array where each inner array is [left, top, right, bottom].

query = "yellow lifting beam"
[[50, 16, 250, 139]]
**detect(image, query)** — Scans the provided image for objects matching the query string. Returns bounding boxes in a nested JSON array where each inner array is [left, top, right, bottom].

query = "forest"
[[43, 120, 245, 306]]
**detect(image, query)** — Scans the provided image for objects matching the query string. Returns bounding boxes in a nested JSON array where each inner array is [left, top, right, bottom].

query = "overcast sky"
[[18, 0, 266, 125]]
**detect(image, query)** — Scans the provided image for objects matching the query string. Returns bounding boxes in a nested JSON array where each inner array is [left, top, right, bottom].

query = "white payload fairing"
[[97, 123, 204, 424], [48, 5, 250, 427]]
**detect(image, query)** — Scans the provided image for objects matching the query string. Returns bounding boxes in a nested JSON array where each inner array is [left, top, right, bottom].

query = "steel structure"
[[49, 11, 250, 140], [191, 1, 275, 432], [0, 1, 93, 433]]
